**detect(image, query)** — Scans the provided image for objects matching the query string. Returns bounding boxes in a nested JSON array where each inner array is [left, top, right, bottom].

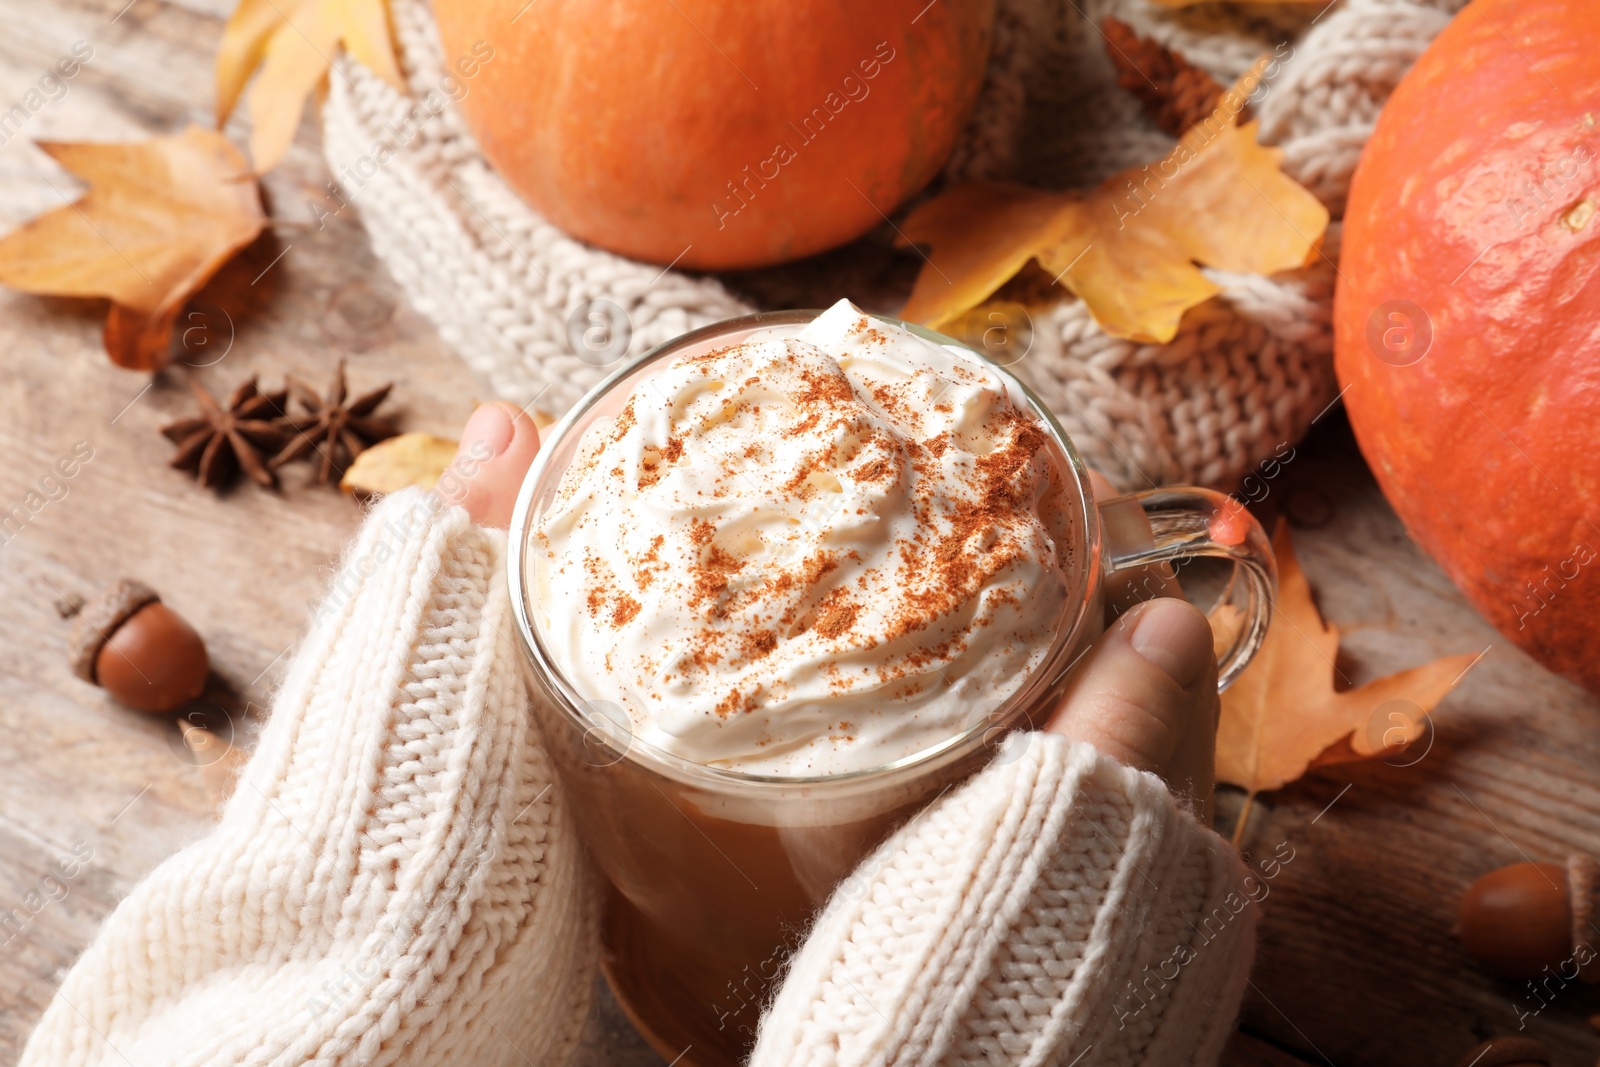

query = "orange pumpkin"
[[1335, 0, 1600, 691], [434, 0, 995, 270]]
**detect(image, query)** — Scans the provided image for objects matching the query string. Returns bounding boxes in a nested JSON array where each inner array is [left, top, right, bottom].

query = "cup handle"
[[1097, 488, 1277, 691]]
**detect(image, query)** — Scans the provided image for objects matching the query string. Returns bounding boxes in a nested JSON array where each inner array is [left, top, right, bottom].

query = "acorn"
[[1456, 856, 1600, 981], [67, 579, 209, 714], [1453, 1035, 1551, 1067]]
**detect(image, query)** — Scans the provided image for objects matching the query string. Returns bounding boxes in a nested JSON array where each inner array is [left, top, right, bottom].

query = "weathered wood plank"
[[3, 2, 1599, 1066], [1221, 424, 1600, 1067], [1221, 1030, 1321, 1067]]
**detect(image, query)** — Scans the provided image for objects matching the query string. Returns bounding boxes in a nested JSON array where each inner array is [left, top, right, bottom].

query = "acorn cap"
[[1570, 853, 1600, 982], [1454, 1036, 1551, 1067], [67, 579, 161, 685]]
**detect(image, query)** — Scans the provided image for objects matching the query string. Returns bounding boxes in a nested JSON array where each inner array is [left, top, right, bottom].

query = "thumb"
[[1046, 597, 1219, 820], [451, 401, 542, 528]]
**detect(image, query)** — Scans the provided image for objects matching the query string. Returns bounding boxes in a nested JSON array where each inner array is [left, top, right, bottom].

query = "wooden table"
[[2, 2, 1598, 1065]]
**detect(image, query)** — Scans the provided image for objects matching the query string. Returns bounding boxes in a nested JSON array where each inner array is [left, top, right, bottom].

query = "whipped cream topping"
[[528, 300, 1076, 776]]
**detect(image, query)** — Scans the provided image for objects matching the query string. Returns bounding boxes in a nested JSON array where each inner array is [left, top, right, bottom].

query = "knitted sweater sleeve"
[[749, 732, 1257, 1067], [21, 489, 597, 1067], [25, 489, 1252, 1067]]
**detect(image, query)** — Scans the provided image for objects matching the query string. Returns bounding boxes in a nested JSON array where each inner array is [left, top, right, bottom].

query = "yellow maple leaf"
[[899, 58, 1328, 344], [340, 432, 460, 494], [0, 125, 266, 370], [894, 184, 1074, 333], [216, 0, 405, 172], [1217, 525, 1478, 838]]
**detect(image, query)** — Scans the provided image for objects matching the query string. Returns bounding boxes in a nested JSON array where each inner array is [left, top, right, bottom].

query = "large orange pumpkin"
[[434, 0, 995, 270], [1335, 0, 1600, 692]]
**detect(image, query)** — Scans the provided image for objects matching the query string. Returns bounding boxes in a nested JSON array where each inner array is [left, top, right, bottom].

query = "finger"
[[1162, 652, 1219, 823], [451, 401, 541, 528], [1047, 597, 1218, 818]]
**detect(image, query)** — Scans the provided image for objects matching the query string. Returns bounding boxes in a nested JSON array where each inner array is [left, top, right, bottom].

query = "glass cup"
[[507, 311, 1276, 1067]]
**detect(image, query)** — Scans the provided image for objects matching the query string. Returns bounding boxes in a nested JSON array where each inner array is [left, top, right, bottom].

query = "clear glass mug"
[[507, 311, 1275, 1067]]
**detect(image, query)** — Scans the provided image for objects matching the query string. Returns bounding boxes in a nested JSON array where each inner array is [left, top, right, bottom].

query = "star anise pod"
[[161, 378, 292, 489], [270, 360, 398, 484]]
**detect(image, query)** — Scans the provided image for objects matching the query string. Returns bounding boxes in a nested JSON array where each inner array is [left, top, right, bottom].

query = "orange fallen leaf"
[[1218, 525, 1477, 836], [0, 126, 266, 370], [899, 58, 1328, 343], [216, 0, 404, 172]]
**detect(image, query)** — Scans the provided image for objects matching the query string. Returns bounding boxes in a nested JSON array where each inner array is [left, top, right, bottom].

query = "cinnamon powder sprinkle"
[[796, 368, 855, 406], [778, 549, 841, 629], [781, 449, 829, 496], [855, 457, 891, 484], [612, 596, 641, 627], [881, 412, 1050, 655], [684, 343, 741, 365], [688, 518, 745, 615], [611, 400, 636, 441], [813, 594, 860, 639], [638, 434, 686, 490], [870, 383, 908, 419], [715, 688, 755, 718], [688, 633, 723, 671], [742, 629, 778, 660], [583, 551, 611, 619], [634, 533, 666, 590], [554, 335, 1065, 734], [783, 411, 821, 438]]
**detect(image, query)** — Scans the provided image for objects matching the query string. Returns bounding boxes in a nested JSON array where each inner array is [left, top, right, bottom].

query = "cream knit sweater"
[[23, 490, 1256, 1067]]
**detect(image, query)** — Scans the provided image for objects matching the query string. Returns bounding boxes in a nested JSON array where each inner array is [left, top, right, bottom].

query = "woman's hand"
[[451, 401, 1219, 819], [1061, 471, 1219, 820], [1045, 597, 1218, 820]]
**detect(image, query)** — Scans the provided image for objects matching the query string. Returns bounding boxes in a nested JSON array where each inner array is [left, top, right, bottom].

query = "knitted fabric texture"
[[25, 495, 1258, 1066], [750, 732, 1255, 1067], [20, 490, 597, 1067], [321, 0, 1464, 491]]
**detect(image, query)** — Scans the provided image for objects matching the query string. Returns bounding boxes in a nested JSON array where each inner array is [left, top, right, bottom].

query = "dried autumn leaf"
[[1102, 16, 1230, 138], [900, 59, 1328, 344], [217, 0, 404, 172], [339, 431, 459, 494], [1217, 524, 1477, 804], [897, 184, 1074, 333], [1037, 117, 1327, 343], [0, 126, 266, 370]]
